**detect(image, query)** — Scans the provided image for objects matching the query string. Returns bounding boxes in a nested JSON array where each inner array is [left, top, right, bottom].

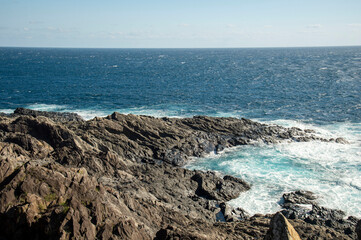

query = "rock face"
[[356, 220, 361, 240], [280, 191, 358, 239], [0, 109, 357, 239], [265, 212, 301, 240], [12, 108, 84, 122]]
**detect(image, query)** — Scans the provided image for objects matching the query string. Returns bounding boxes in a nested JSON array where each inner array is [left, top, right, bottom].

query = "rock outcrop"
[[280, 190, 359, 239], [10, 108, 84, 122], [356, 220, 361, 240], [0, 109, 357, 239], [265, 212, 301, 240]]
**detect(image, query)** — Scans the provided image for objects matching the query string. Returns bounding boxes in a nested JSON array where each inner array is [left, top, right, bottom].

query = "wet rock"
[[191, 172, 250, 201], [280, 191, 359, 239], [283, 190, 317, 205], [335, 137, 349, 144]]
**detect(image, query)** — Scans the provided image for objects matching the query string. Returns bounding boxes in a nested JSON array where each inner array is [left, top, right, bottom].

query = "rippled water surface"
[[1, 46, 360, 216]]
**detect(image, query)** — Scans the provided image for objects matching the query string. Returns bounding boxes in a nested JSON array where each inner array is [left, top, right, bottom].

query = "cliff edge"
[[0, 109, 358, 239]]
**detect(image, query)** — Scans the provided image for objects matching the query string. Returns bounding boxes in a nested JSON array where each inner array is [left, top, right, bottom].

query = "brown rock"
[[265, 212, 301, 240], [0, 110, 353, 240]]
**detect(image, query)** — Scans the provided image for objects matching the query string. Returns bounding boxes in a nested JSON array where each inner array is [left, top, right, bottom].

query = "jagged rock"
[[0, 110, 355, 239], [356, 220, 361, 240], [90, 112, 340, 166], [265, 212, 301, 240], [290, 218, 355, 240], [0, 160, 150, 239], [219, 202, 249, 222], [282, 190, 317, 205], [191, 172, 250, 201], [13, 108, 84, 122], [280, 191, 358, 239]]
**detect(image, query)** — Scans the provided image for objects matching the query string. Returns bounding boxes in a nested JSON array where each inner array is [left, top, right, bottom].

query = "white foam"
[[19, 103, 195, 120], [114, 106, 192, 118], [71, 109, 110, 120], [187, 120, 361, 218], [26, 103, 111, 120], [0, 109, 14, 114], [27, 103, 68, 112], [257, 118, 361, 143]]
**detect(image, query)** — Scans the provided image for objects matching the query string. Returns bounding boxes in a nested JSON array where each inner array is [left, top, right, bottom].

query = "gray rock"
[[219, 202, 249, 222], [282, 190, 317, 205], [356, 219, 361, 240], [280, 191, 358, 239], [14, 108, 84, 122], [0, 112, 354, 240]]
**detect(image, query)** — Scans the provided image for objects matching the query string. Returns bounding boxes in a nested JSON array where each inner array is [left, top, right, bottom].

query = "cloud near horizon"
[[306, 24, 323, 29], [0, 0, 360, 48]]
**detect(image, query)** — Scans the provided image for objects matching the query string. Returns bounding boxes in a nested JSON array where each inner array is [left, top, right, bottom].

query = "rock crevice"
[[0, 109, 356, 239]]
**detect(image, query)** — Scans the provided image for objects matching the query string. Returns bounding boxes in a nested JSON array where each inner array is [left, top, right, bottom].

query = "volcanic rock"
[[280, 190, 359, 239], [0, 109, 356, 239], [13, 108, 84, 122], [356, 219, 361, 240]]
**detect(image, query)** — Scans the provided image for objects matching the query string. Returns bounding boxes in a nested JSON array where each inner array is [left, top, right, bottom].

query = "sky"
[[0, 0, 361, 48]]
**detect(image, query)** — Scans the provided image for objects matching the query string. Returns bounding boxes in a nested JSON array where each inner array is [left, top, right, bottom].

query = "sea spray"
[[186, 121, 361, 217]]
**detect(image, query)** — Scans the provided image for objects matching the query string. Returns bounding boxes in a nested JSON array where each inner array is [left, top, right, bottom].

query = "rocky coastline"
[[0, 108, 359, 239]]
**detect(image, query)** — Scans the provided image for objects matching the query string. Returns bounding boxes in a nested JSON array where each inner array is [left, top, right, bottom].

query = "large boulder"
[[265, 212, 301, 240]]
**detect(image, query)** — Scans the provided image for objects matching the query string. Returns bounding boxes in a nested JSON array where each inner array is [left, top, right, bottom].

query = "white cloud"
[[178, 23, 190, 27], [348, 23, 361, 27], [28, 21, 43, 25], [23, 27, 29, 31], [306, 24, 322, 29], [46, 26, 73, 33], [226, 24, 237, 28]]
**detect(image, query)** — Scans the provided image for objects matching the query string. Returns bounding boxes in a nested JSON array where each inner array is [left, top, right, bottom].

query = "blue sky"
[[1, 0, 360, 48]]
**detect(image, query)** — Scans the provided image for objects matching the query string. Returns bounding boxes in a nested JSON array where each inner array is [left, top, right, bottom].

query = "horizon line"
[[1, 44, 361, 50]]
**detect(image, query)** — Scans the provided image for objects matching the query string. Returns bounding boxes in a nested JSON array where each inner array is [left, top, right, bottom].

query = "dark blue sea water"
[[1, 47, 360, 216], [1, 47, 360, 123]]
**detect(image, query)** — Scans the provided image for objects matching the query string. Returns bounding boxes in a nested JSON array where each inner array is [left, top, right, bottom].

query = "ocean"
[[1, 46, 360, 217]]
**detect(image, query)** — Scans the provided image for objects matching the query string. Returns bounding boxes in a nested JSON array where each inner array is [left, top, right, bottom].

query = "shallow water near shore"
[[186, 120, 361, 217], [1, 46, 360, 217], [6, 103, 360, 218]]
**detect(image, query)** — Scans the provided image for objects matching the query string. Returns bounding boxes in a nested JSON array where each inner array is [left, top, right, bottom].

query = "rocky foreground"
[[0, 108, 360, 240]]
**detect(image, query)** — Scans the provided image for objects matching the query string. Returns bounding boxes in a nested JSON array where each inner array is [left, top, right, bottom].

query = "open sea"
[[1, 46, 360, 217]]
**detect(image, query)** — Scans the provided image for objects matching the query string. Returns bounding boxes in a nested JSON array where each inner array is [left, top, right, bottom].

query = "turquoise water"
[[187, 120, 361, 217], [0, 46, 360, 217]]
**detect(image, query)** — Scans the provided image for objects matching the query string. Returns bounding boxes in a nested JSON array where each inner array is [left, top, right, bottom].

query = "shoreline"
[[0, 108, 359, 239]]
